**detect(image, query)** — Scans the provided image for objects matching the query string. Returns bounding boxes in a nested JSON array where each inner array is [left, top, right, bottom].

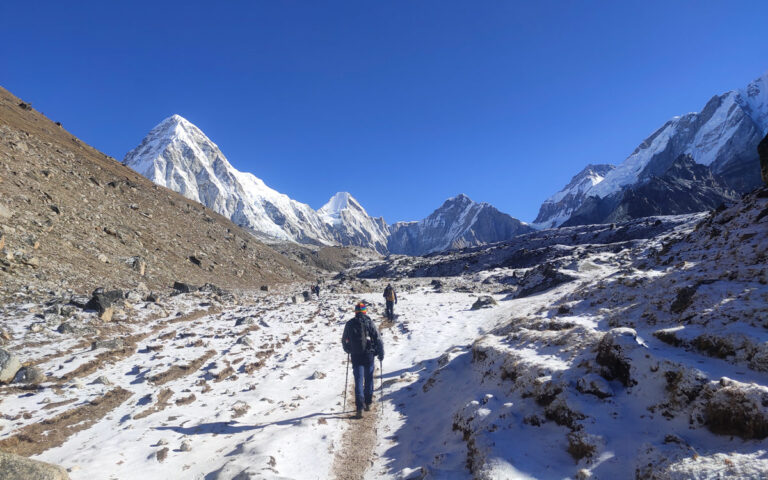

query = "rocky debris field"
[[0, 86, 307, 301]]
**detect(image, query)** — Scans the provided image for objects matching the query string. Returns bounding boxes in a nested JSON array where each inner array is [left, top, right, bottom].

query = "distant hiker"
[[342, 302, 384, 419], [313, 284, 320, 298], [383, 284, 397, 321]]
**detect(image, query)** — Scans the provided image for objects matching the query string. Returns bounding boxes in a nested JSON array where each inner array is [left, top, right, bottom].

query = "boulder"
[[173, 282, 198, 294], [0, 348, 22, 384], [704, 378, 768, 439], [596, 328, 644, 387], [759, 132, 768, 185], [0, 450, 70, 480], [57, 322, 75, 334], [14, 365, 46, 385], [471, 296, 497, 310], [260, 285, 269, 292], [302, 290, 311, 301], [84, 288, 124, 314], [126, 256, 146, 276]]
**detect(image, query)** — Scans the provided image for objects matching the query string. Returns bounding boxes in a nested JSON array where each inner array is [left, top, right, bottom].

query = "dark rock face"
[[388, 194, 533, 256], [84, 289, 124, 314], [759, 132, 768, 185], [563, 155, 739, 226]]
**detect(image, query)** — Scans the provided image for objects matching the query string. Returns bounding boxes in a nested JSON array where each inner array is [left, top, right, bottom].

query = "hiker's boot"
[[364, 403, 371, 411], [354, 408, 363, 419]]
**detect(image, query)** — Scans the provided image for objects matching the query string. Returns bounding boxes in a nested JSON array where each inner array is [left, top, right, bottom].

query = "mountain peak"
[[319, 192, 355, 215]]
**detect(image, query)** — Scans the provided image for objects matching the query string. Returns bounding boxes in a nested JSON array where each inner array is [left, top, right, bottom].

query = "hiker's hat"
[[354, 302, 367, 314]]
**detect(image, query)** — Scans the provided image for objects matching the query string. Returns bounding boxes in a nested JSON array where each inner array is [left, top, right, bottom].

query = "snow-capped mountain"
[[123, 115, 339, 245], [318, 192, 390, 253], [537, 71, 768, 227], [124, 116, 533, 255], [562, 154, 739, 226], [388, 194, 533, 256], [533, 164, 615, 229]]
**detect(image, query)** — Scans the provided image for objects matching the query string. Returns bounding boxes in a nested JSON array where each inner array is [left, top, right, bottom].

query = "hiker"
[[341, 302, 384, 418], [313, 284, 320, 298], [383, 283, 397, 321]]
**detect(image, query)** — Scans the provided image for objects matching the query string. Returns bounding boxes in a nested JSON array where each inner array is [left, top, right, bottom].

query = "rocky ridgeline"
[[0, 86, 308, 303]]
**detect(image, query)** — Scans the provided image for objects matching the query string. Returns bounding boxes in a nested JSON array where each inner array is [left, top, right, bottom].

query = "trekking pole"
[[379, 358, 383, 406], [343, 353, 350, 412]]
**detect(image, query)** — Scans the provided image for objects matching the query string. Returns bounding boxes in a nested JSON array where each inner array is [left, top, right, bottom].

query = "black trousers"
[[385, 300, 395, 320]]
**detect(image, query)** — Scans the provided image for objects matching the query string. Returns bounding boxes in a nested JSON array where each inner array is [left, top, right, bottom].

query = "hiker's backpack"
[[348, 316, 370, 355], [384, 286, 395, 301]]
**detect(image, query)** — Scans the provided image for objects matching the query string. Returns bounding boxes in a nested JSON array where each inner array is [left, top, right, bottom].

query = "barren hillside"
[[0, 86, 308, 300]]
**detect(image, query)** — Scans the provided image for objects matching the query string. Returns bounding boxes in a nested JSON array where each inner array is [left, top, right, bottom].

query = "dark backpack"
[[348, 316, 370, 355]]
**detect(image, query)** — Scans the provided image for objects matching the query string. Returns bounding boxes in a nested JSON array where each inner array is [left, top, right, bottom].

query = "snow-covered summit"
[[319, 192, 390, 253], [533, 164, 615, 228], [535, 70, 768, 227], [123, 115, 337, 245], [388, 194, 533, 256]]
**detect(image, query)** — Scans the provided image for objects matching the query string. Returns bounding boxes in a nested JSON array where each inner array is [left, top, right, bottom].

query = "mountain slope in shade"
[[536, 71, 768, 227], [562, 155, 739, 227], [388, 194, 534, 256], [533, 164, 615, 228], [318, 192, 390, 253], [123, 115, 337, 245]]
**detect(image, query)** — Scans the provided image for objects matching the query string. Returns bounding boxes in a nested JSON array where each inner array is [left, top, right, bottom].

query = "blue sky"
[[1, 1, 767, 223]]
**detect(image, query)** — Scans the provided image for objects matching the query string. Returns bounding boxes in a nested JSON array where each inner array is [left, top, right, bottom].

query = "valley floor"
[[3, 192, 768, 479]]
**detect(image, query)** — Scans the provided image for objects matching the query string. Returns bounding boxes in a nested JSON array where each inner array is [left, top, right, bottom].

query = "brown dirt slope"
[[0, 85, 308, 297]]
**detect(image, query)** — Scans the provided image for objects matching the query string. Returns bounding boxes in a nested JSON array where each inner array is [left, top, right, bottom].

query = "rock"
[[302, 290, 311, 301], [596, 328, 644, 387], [173, 281, 198, 294], [84, 288, 124, 315], [0, 329, 10, 341], [471, 296, 497, 310], [0, 234, 5, 250], [759, 132, 768, 185], [0, 450, 70, 480], [704, 379, 768, 439], [0, 348, 22, 384], [0, 203, 11, 219], [14, 366, 45, 385], [670, 284, 698, 314], [126, 256, 147, 276], [156, 447, 169, 462], [99, 306, 115, 322], [92, 338, 125, 351], [30, 322, 45, 333], [126, 290, 143, 303], [145, 292, 159, 302], [308, 370, 326, 380], [260, 285, 269, 292], [97, 254, 108, 263], [430, 279, 443, 290], [512, 263, 577, 299], [235, 317, 254, 327], [57, 322, 75, 334], [200, 283, 226, 296], [93, 375, 112, 386], [236, 336, 254, 348], [180, 439, 192, 452], [576, 373, 613, 399]]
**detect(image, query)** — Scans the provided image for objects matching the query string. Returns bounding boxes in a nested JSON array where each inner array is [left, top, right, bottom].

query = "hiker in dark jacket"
[[341, 302, 384, 418], [383, 284, 397, 321]]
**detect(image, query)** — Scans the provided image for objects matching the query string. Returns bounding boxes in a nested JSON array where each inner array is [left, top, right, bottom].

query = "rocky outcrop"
[[0, 347, 22, 384], [0, 451, 70, 480]]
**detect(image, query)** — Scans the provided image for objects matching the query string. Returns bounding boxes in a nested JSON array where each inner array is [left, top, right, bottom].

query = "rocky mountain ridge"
[[537, 71, 768, 227], [124, 117, 532, 255], [388, 194, 534, 256]]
